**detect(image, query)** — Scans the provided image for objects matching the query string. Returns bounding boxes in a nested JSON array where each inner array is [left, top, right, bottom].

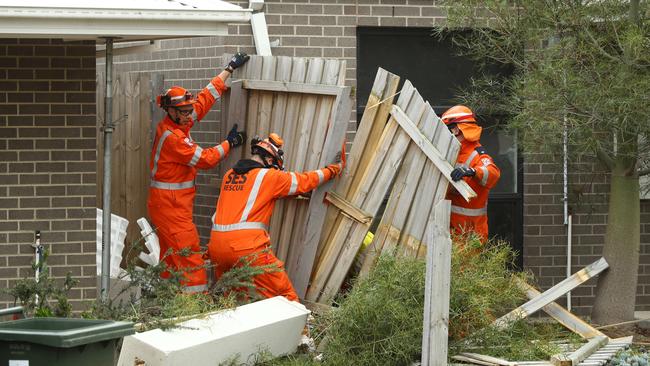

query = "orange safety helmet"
[[156, 86, 197, 109], [251, 133, 285, 170], [440, 105, 482, 142]]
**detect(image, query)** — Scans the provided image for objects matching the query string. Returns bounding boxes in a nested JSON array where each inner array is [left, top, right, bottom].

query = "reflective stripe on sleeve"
[[216, 144, 225, 157], [288, 172, 298, 195], [151, 130, 173, 178], [464, 150, 479, 166], [207, 82, 220, 99], [150, 180, 195, 190], [480, 166, 489, 186], [240, 169, 269, 221], [212, 222, 269, 232], [451, 205, 487, 216], [316, 169, 325, 185], [189, 146, 203, 166]]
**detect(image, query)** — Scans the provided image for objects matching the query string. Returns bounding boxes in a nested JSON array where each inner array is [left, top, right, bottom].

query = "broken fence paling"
[[452, 337, 632, 366], [306, 69, 474, 303], [220, 54, 351, 299], [454, 258, 618, 366]]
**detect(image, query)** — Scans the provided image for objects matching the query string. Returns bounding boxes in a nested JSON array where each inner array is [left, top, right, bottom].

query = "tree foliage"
[[439, 0, 650, 167], [440, 0, 650, 323]]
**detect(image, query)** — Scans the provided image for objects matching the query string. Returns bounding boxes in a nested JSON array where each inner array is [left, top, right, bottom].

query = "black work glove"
[[225, 52, 250, 73], [450, 166, 476, 182], [226, 124, 246, 148]]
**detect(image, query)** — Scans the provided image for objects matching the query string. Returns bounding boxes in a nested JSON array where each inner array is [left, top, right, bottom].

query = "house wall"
[[1, 0, 647, 315], [0, 39, 97, 310], [105, 0, 650, 316]]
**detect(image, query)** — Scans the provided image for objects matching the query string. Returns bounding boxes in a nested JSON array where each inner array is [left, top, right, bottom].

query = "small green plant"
[[85, 237, 277, 331], [3, 250, 78, 318]]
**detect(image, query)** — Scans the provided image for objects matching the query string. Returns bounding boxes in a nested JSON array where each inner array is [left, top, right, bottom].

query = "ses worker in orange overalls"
[[442, 105, 501, 243], [207, 134, 344, 301], [147, 52, 250, 293]]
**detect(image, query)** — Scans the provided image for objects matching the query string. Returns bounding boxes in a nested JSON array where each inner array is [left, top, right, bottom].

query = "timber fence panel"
[[96, 72, 154, 255], [307, 81, 421, 303]]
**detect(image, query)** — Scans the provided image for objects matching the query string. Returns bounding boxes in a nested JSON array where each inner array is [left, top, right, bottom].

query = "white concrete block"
[[117, 297, 309, 366]]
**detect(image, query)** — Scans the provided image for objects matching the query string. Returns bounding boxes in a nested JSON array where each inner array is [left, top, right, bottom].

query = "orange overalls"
[[446, 141, 500, 242], [208, 159, 341, 302], [147, 76, 229, 292]]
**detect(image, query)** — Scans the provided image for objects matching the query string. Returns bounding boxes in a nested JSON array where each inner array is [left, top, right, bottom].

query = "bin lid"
[[0, 317, 135, 348]]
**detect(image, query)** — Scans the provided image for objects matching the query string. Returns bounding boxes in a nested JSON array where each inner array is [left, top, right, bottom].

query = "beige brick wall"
[[0, 39, 97, 310], [107, 0, 650, 315]]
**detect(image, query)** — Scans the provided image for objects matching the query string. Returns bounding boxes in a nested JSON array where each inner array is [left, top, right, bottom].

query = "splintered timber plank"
[[317, 68, 399, 268], [576, 337, 631, 366], [494, 257, 609, 328], [421, 200, 452, 366], [458, 353, 517, 366], [276, 58, 324, 261], [373, 102, 437, 257], [515, 278, 605, 339], [307, 81, 420, 303], [551, 336, 609, 366]]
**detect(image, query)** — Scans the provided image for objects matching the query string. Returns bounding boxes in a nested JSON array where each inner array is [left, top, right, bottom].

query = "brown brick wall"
[[0, 39, 96, 310], [106, 0, 649, 314], [524, 153, 650, 315]]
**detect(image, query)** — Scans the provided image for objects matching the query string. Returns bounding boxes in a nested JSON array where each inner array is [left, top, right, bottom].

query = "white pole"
[[567, 215, 572, 311]]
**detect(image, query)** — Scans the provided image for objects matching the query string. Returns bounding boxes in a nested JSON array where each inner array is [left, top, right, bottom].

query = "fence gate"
[[96, 72, 164, 255]]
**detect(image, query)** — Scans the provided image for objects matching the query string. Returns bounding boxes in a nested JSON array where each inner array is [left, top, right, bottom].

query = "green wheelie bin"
[[0, 317, 134, 366]]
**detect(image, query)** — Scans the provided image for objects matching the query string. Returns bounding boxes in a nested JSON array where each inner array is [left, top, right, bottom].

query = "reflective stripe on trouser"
[[150, 179, 195, 190], [208, 240, 298, 302], [450, 209, 488, 243], [155, 227, 208, 291]]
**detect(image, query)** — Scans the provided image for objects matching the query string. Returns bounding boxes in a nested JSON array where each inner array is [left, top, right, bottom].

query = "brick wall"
[[0, 39, 97, 310], [524, 152, 650, 314], [106, 0, 650, 314]]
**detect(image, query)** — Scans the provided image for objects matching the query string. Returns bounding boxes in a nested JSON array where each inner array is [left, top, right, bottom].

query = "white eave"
[[0, 0, 252, 42]]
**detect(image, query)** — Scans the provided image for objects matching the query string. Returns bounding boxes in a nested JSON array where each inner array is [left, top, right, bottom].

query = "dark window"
[[357, 27, 523, 267]]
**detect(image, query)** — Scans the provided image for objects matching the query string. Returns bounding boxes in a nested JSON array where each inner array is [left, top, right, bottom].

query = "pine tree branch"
[[596, 145, 615, 170]]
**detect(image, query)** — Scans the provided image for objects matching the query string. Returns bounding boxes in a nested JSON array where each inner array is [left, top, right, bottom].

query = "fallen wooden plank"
[[551, 335, 609, 366], [242, 79, 342, 95], [514, 277, 605, 339], [459, 353, 518, 366], [494, 257, 609, 328], [421, 200, 452, 366], [453, 355, 498, 366], [576, 336, 632, 366]]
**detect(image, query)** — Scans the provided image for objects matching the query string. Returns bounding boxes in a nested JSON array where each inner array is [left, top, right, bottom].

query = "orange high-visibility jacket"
[[148, 76, 229, 234], [446, 140, 500, 241], [211, 160, 340, 249], [209, 160, 340, 301]]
